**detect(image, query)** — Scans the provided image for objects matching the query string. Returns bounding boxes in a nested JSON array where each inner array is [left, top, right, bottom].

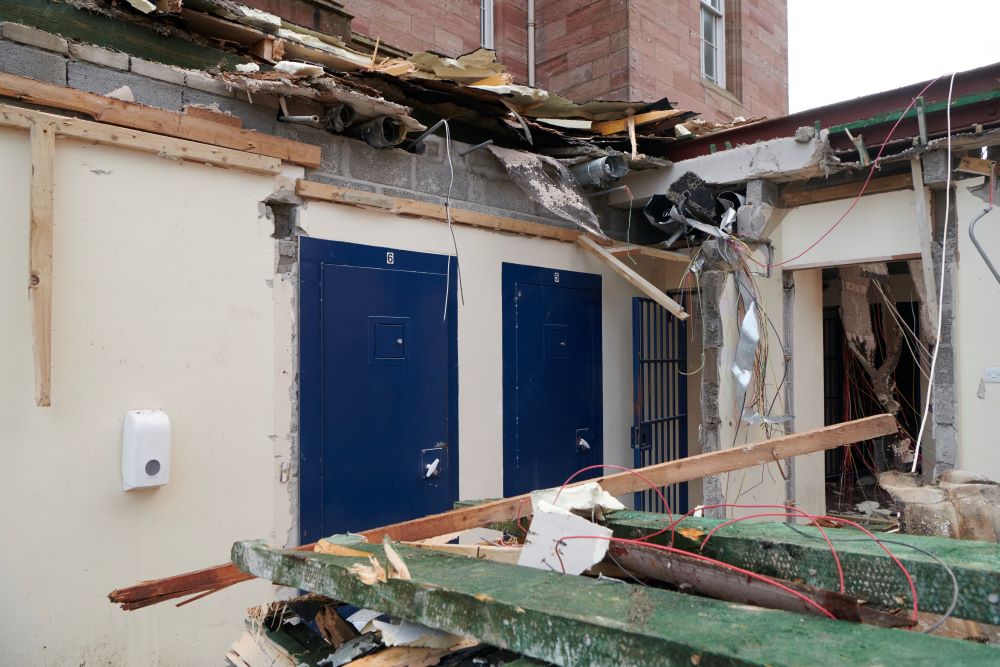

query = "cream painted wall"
[[780, 188, 920, 270], [287, 202, 642, 520], [0, 129, 277, 665], [789, 268, 826, 516], [954, 179, 1000, 481]]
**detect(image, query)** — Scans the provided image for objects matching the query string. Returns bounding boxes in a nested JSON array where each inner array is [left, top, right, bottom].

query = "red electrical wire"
[[700, 511, 920, 622], [553, 535, 837, 620], [737, 75, 944, 271], [553, 464, 673, 518], [664, 503, 845, 594]]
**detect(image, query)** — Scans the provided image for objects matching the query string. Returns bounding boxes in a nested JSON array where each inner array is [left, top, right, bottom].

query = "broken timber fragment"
[[231, 539, 999, 667], [606, 511, 1000, 626], [606, 541, 913, 628], [29, 121, 54, 407], [108, 415, 896, 609], [576, 236, 689, 320], [0, 72, 320, 167]]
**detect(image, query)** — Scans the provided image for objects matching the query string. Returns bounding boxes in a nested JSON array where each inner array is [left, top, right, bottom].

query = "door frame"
[[631, 294, 688, 514], [501, 262, 603, 498], [298, 237, 459, 543]]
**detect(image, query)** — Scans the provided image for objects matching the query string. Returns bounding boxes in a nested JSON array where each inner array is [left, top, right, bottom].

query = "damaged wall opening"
[[821, 261, 925, 516]]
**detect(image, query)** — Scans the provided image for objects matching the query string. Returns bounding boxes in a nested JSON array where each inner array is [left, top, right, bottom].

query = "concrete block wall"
[[0, 22, 567, 227]]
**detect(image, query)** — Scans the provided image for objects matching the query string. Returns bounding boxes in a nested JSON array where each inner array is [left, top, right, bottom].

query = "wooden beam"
[[0, 72, 320, 168], [592, 109, 687, 136], [0, 105, 281, 175], [29, 121, 55, 407], [779, 171, 912, 208], [607, 244, 691, 263], [607, 541, 913, 628], [108, 416, 898, 609], [576, 236, 688, 320], [607, 510, 1000, 626], [231, 539, 1000, 667], [296, 179, 586, 244]]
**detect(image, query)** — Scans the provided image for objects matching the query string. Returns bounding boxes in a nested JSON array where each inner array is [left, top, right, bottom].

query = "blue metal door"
[[502, 263, 602, 497], [632, 296, 688, 514], [299, 238, 458, 542]]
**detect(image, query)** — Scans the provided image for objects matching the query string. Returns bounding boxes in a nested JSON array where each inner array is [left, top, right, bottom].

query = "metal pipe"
[[569, 155, 629, 187], [322, 105, 356, 133], [459, 139, 493, 157], [350, 116, 408, 148], [969, 206, 1000, 285], [527, 0, 535, 87], [277, 114, 321, 127]]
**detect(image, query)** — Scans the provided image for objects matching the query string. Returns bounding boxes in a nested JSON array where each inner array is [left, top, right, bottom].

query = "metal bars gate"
[[631, 296, 688, 514]]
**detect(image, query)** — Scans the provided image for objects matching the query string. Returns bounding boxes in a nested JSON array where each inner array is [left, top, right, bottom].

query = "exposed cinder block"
[[130, 57, 187, 85], [745, 179, 778, 206], [0, 39, 66, 85], [68, 42, 129, 70], [179, 88, 282, 135], [347, 143, 415, 190], [922, 150, 952, 189], [68, 61, 184, 111], [412, 136, 470, 201], [1, 22, 68, 54], [184, 71, 234, 98]]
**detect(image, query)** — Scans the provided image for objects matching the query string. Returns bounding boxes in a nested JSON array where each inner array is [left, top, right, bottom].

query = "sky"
[[787, 0, 1000, 112]]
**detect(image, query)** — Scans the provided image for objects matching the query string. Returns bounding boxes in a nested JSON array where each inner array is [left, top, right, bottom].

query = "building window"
[[700, 0, 725, 87], [480, 0, 495, 49]]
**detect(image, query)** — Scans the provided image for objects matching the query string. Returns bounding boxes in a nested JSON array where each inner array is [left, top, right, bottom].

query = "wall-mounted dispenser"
[[122, 409, 171, 491]]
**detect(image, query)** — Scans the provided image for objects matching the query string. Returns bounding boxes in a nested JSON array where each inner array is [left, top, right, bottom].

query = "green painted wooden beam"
[[0, 0, 243, 70], [605, 511, 1000, 625], [232, 539, 1000, 667], [828, 89, 1000, 134]]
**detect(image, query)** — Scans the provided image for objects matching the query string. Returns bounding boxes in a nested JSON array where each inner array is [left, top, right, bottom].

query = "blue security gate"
[[502, 263, 603, 497], [631, 296, 688, 514], [299, 238, 458, 542]]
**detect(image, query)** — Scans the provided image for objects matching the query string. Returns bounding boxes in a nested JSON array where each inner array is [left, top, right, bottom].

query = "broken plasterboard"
[[371, 619, 465, 649], [517, 500, 612, 575], [530, 481, 626, 514]]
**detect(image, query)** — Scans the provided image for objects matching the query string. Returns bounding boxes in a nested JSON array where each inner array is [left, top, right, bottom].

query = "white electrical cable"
[[441, 119, 464, 320], [911, 72, 957, 473]]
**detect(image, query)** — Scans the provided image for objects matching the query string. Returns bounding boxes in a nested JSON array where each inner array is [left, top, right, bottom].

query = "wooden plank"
[[607, 540, 913, 628], [29, 121, 55, 407], [401, 542, 522, 564], [182, 104, 243, 129], [0, 73, 320, 167], [296, 179, 585, 243], [607, 244, 691, 263], [592, 109, 687, 136], [0, 105, 281, 175], [108, 416, 898, 609], [576, 236, 688, 320], [779, 171, 912, 207], [231, 539, 1000, 667], [0, 0, 244, 70], [346, 647, 459, 667]]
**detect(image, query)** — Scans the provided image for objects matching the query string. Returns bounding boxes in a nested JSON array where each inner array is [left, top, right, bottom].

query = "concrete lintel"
[[610, 131, 835, 207]]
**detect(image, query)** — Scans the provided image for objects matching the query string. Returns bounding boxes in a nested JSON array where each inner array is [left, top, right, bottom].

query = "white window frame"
[[700, 0, 725, 88], [480, 0, 495, 49]]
